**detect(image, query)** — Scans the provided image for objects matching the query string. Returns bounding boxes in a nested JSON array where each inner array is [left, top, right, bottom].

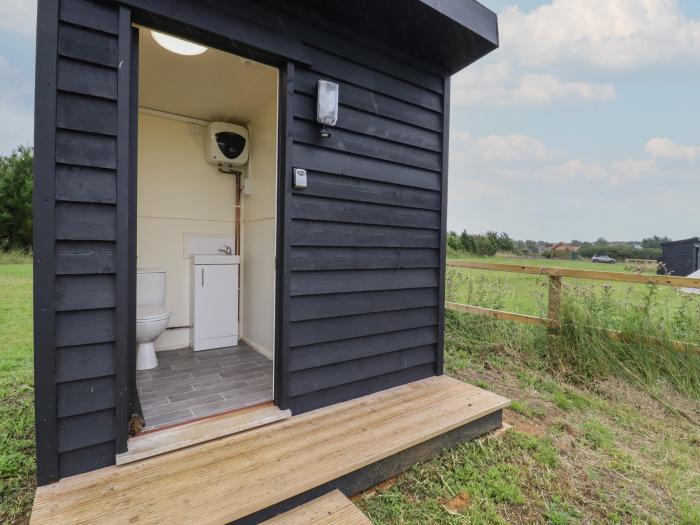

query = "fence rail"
[[446, 260, 700, 356]]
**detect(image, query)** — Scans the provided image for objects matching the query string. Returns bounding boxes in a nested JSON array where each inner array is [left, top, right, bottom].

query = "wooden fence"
[[445, 261, 700, 356], [624, 259, 658, 272]]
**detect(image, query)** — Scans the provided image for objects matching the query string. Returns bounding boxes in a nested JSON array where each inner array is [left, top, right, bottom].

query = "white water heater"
[[206, 122, 249, 167]]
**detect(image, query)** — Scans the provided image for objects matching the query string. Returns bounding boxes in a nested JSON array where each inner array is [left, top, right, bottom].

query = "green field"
[[446, 255, 689, 329], [1, 260, 699, 524], [0, 264, 34, 524]]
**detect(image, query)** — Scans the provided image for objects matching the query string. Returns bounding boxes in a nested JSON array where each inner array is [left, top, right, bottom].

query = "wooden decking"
[[260, 490, 371, 524], [30, 376, 509, 525]]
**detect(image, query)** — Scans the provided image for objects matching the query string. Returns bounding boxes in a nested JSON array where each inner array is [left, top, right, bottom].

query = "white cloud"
[[452, 1, 699, 108], [0, 1, 37, 38], [453, 63, 615, 106], [447, 131, 698, 239], [645, 137, 700, 160], [450, 130, 664, 186], [501, 0, 700, 72], [450, 131, 566, 165], [476, 133, 567, 163]]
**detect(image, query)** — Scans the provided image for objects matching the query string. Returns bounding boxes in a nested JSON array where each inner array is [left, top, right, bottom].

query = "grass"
[[1, 256, 699, 524], [358, 256, 699, 523], [445, 256, 700, 401], [358, 314, 700, 523], [0, 250, 32, 265], [446, 254, 687, 319], [0, 263, 34, 525]]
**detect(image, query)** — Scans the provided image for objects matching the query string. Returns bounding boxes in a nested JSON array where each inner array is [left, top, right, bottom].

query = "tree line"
[[447, 231, 515, 256], [449, 229, 668, 260], [0, 146, 33, 251]]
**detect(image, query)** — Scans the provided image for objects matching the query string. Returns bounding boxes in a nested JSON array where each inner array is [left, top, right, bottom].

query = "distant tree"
[[0, 146, 34, 251], [641, 236, 671, 249], [447, 231, 461, 251]]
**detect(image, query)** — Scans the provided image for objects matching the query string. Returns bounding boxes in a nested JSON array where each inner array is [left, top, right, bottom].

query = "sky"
[[1, 1, 699, 242]]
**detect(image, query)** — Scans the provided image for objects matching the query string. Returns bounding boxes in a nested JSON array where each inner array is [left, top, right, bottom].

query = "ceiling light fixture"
[[151, 30, 208, 56]]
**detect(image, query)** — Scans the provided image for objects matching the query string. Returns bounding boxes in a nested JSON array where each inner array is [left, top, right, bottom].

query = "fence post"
[[548, 275, 562, 334]]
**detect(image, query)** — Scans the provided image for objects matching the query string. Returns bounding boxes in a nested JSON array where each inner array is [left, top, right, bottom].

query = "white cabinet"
[[190, 256, 239, 351]]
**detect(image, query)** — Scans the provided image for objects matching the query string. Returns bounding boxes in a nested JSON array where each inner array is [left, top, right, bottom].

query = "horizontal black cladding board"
[[57, 376, 115, 418], [56, 309, 115, 348], [291, 194, 440, 230], [58, 58, 118, 100], [290, 287, 438, 321], [290, 220, 439, 248], [288, 363, 435, 414], [294, 145, 440, 191], [56, 343, 115, 383], [55, 274, 116, 311], [294, 93, 441, 152], [304, 46, 442, 112], [55, 202, 116, 241], [59, 441, 115, 479], [289, 345, 436, 397], [289, 307, 438, 347], [290, 247, 439, 272], [57, 92, 117, 136], [56, 130, 117, 169], [57, 409, 114, 453], [294, 171, 440, 211], [56, 241, 116, 275], [294, 119, 441, 172], [58, 23, 118, 67], [56, 164, 116, 204], [289, 325, 438, 372], [295, 69, 442, 132], [290, 268, 438, 296], [59, 0, 119, 35]]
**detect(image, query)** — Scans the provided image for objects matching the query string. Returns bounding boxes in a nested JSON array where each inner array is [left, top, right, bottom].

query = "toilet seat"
[[137, 305, 170, 323]]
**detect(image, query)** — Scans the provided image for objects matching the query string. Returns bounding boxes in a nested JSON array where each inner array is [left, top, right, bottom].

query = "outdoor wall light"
[[317, 80, 339, 138], [151, 30, 208, 56]]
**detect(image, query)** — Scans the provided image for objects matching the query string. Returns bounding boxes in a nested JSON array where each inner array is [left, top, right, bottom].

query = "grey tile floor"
[[136, 343, 273, 430]]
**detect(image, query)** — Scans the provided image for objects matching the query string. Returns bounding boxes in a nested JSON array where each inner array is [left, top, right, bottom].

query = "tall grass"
[[446, 268, 700, 404], [0, 250, 32, 265]]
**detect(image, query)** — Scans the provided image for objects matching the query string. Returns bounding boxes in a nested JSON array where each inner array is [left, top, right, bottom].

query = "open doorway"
[[133, 27, 279, 432]]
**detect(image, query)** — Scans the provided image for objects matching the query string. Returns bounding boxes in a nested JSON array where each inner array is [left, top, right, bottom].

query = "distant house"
[[661, 238, 700, 276], [550, 242, 581, 260]]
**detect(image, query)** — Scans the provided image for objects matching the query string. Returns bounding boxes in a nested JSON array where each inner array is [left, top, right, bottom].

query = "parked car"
[[592, 254, 616, 264]]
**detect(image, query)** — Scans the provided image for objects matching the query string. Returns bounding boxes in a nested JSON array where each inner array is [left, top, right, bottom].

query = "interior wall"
[[240, 92, 278, 358], [137, 113, 236, 349]]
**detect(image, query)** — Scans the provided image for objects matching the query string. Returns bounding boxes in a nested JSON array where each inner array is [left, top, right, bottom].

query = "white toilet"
[[136, 268, 171, 370]]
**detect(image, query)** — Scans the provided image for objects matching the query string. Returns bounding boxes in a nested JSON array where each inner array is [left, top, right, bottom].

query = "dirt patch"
[[441, 490, 471, 513]]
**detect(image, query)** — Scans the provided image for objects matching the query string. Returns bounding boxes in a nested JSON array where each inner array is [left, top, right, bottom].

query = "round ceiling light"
[[151, 31, 208, 56]]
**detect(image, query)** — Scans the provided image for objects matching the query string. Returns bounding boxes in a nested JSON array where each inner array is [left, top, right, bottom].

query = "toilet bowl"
[[136, 268, 170, 370]]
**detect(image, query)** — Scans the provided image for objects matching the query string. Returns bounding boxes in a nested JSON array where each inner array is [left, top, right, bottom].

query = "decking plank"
[[261, 490, 371, 524], [31, 376, 509, 525], [116, 404, 291, 465]]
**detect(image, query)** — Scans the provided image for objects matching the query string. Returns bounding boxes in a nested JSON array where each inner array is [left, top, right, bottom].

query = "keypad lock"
[[293, 168, 308, 189]]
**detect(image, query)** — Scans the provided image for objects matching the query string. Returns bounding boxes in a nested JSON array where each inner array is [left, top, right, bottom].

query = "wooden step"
[[261, 490, 371, 524], [116, 403, 291, 465], [30, 376, 509, 525]]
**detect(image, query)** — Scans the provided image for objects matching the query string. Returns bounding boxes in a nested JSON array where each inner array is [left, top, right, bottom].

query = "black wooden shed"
[[661, 238, 700, 276], [32, 1, 507, 520]]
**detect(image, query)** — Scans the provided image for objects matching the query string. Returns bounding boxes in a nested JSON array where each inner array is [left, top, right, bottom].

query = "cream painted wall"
[[240, 94, 278, 358], [137, 113, 236, 340]]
